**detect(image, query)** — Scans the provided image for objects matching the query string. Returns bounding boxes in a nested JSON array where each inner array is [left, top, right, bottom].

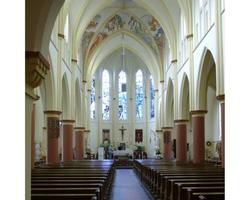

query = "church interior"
[[25, 0, 226, 199]]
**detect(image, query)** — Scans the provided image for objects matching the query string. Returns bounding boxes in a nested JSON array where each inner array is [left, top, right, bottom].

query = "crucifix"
[[119, 125, 127, 141]]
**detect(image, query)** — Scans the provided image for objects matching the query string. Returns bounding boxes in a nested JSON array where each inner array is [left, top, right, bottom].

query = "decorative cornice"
[[186, 34, 193, 39], [216, 94, 225, 101], [71, 59, 77, 63], [190, 110, 208, 116], [84, 129, 91, 133], [58, 33, 65, 39], [171, 59, 177, 64], [44, 110, 62, 115], [155, 129, 163, 133], [26, 51, 50, 89]]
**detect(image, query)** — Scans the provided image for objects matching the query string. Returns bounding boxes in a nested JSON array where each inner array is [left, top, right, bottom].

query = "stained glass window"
[[135, 69, 144, 119], [102, 69, 110, 120], [90, 77, 96, 119], [118, 71, 127, 120], [150, 75, 155, 119]]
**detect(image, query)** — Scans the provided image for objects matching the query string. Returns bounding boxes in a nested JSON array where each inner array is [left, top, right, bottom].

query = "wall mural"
[[82, 8, 165, 65]]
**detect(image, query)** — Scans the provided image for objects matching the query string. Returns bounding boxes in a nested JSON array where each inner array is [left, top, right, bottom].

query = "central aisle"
[[110, 169, 152, 200]]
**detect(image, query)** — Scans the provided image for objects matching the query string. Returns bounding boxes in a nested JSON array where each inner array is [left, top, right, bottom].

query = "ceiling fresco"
[[81, 6, 166, 66]]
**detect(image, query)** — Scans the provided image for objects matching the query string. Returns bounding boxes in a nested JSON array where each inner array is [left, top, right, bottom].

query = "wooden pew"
[[182, 186, 224, 200], [31, 160, 114, 200], [191, 192, 224, 200], [31, 193, 97, 200]]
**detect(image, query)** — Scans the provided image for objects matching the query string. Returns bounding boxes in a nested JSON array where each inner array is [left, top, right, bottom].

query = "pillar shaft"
[[74, 127, 85, 160], [175, 120, 188, 162], [31, 104, 35, 168], [217, 95, 225, 168], [61, 120, 75, 162], [162, 128, 173, 160], [44, 111, 61, 164], [220, 102, 225, 168], [191, 110, 207, 164]]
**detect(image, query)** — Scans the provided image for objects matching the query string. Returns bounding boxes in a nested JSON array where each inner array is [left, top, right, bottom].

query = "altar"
[[113, 148, 133, 157]]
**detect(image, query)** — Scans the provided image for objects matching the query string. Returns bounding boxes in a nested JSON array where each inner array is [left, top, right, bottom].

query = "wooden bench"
[[182, 186, 224, 200], [31, 160, 114, 200], [31, 193, 97, 200]]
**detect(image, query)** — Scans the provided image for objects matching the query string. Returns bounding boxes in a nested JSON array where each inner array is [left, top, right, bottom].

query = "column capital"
[[84, 129, 90, 132], [60, 119, 75, 125], [71, 58, 77, 63], [186, 34, 193, 40], [171, 59, 177, 64], [26, 51, 50, 89], [216, 94, 225, 101], [190, 110, 208, 116], [161, 127, 173, 131], [44, 110, 62, 117], [58, 33, 65, 39], [74, 127, 85, 131], [174, 119, 189, 125]]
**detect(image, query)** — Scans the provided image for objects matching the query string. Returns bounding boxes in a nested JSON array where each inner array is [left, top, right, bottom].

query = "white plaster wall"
[[205, 86, 220, 141]]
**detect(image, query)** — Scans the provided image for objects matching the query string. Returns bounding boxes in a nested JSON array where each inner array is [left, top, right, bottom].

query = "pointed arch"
[[179, 73, 190, 119], [196, 48, 216, 110], [75, 79, 82, 124], [165, 78, 174, 126], [62, 73, 70, 119]]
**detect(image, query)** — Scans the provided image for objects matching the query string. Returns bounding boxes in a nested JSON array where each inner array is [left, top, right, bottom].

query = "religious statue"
[[119, 126, 127, 141]]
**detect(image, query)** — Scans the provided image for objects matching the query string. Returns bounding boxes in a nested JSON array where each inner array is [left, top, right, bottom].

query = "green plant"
[[156, 149, 161, 155], [86, 148, 91, 155]]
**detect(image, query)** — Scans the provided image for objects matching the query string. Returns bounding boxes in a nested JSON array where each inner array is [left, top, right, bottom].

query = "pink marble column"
[[44, 110, 62, 164], [74, 127, 85, 160], [191, 110, 207, 164], [162, 127, 173, 160], [61, 120, 75, 162], [217, 95, 225, 168], [174, 120, 188, 162]]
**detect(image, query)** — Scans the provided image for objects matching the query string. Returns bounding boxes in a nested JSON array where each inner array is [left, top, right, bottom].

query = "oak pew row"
[[133, 159, 224, 200], [31, 160, 114, 200]]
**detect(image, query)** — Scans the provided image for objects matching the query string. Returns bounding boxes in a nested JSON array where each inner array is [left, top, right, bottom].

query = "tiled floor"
[[110, 169, 152, 200]]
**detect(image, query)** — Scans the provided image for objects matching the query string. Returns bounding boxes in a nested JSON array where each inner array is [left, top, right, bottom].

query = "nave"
[[31, 159, 224, 200]]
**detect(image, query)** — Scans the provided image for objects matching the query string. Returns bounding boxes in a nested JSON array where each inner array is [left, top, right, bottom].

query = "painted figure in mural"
[[89, 32, 108, 54], [106, 15, 125, 32]]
